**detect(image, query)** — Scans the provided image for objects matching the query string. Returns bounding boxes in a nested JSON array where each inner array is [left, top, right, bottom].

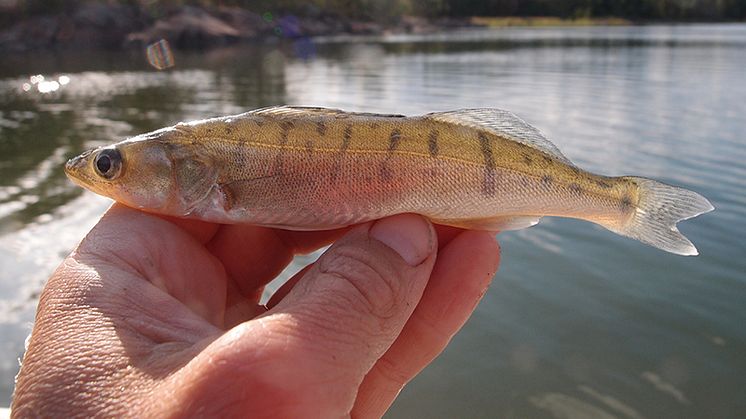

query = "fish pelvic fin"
[[607, 177, 714, 256]]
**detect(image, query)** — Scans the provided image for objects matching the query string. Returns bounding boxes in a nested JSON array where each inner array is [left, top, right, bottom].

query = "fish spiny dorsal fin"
[[425, 108, 575, 166], [251, 105, 406, 119], [252, 105, 346, 118]]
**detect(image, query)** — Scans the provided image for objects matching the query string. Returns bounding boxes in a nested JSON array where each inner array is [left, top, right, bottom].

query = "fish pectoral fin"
[[433, 215, 542, 232], [177, 159, 218, 211]]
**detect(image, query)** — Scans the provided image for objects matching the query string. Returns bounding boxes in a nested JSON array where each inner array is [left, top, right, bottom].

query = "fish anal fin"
[[257, 222, 350, 231], [433, 215, 542, 232]]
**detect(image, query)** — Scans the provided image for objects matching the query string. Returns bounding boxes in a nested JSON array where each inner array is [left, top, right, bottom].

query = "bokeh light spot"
[[37, 81, 60, 94]]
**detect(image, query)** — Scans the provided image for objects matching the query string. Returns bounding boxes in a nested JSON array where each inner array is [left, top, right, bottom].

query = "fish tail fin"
[[606, 177, 714, 256]]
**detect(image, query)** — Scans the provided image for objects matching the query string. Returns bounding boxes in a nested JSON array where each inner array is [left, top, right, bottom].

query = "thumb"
[[276, 213, 436, 362], [270, 214, 436, 410]]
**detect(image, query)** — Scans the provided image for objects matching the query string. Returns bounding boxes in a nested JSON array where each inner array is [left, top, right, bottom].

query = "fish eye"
[[94, 148, 123, 180]]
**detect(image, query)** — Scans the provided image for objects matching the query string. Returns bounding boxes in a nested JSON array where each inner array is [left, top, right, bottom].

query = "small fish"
[[65, 106, 713, 255]]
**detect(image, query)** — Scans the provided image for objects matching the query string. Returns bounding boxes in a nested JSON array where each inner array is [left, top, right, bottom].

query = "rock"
[[0, 15, 59, 52], [126, 6, 239, 49], [0, 3, 144, 52], [215, 6, 272, 39], [400, 15, 436, 34], [67, 3, 145, 48], [347, 20, 383, 35], [295, 15, 345, 37]]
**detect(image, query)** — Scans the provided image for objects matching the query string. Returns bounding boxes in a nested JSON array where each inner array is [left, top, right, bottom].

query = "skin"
[[11, 205, 500, 417]]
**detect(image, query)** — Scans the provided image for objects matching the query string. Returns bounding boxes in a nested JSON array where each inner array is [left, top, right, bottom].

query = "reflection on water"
[[1, 24, 745, 416]]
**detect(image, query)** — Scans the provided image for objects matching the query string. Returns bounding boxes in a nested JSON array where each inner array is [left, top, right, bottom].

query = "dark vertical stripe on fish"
[[381, 128, 402, 181], [332, 124, 353, 182], [342, 125, 352, 151], [595, 178, 612, 189], [621, 195, 633, 211], [273, 121, 293, 174], [316, 121, 327, 136], [479, 133, 497, 196], [428, 129, 439, 157], [388, 129, 402, 152]]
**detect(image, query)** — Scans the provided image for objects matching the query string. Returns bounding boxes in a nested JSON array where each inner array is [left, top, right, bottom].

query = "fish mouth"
[[64, 148, 96, 183]]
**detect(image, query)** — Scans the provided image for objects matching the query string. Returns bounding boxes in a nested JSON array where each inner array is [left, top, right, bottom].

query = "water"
[[1, 24, 745, 417]]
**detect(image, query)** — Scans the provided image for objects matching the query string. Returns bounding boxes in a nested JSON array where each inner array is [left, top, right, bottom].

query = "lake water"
[[1, 24, 744, 417]]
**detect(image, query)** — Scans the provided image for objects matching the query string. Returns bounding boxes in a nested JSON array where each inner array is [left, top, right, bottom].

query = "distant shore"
[[0, 4, 420, 52], [470, 16, 632, 27], [0, 2, 736, 53]]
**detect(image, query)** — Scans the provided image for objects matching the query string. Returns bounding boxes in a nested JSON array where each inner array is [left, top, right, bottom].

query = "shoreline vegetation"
[[0, 1, 743, 52]]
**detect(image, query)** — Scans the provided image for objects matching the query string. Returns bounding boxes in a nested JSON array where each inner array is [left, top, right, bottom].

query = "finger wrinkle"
[[370, 355, 411, 392], [315, 244, 402, 322], [73, 247, 145, 285], [287, 301, 378, 352], [407, 310, 457, 357]]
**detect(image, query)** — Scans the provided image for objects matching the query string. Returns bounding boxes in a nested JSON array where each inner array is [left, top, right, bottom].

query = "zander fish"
[[65, 106, 713, 255]]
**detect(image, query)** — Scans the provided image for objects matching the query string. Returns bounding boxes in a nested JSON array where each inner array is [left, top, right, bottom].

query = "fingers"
[[352, 230, 500, 417], [206, 225, 348, 299], [273, 214, 436, 366], [433, 223, 465, 249], [206, 225, 293, 298], [155, 212, 220, 244], [76, 204, 229, 327], [274, 227, 350, 254], [182, 214, 438, 417], [265, 225, 466, 310], [265, 264, 313, 309]]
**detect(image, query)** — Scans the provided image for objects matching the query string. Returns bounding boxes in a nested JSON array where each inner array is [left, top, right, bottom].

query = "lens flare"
[[146, 39, 175, 70]]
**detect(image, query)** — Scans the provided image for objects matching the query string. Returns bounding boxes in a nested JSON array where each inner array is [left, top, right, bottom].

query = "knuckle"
[[375, 356, 412, 390], [409, 314, 452, 360], [317, 245, 404, 322]]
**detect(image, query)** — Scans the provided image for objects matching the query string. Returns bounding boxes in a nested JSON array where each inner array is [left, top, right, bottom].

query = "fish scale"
[[65, 106, 713, 256]]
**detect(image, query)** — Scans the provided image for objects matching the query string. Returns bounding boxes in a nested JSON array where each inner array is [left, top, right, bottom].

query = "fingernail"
[[370, 214, 434, 266]]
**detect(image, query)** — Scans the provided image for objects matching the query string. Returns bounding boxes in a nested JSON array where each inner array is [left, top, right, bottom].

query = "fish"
[[65, 106, 714, 256]]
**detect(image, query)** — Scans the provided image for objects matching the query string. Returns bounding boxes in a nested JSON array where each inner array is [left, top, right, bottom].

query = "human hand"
[[11, 204, 500, 417]]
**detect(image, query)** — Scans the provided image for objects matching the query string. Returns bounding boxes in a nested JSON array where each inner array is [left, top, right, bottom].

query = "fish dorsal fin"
[[251, 105, 346, 118], [425, 108, 574, 166], [251, 105, 406, 119]]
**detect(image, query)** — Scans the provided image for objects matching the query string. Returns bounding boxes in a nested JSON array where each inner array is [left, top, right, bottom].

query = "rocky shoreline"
[[0, 4, 472, 53]]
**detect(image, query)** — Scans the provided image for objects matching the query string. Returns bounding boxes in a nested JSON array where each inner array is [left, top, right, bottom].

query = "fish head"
[[65, 126, 218, 216]]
